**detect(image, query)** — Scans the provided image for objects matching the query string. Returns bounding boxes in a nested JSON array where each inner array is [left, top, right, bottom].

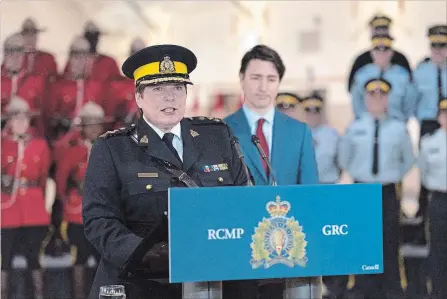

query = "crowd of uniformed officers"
[[1, 14, 446, 299]]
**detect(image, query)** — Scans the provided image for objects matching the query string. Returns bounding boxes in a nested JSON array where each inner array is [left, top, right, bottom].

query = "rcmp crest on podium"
[[250, 196, 308, 269]]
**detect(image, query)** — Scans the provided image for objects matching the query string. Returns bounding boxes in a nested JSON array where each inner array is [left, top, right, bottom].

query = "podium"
[[169, 184, 384, 299]]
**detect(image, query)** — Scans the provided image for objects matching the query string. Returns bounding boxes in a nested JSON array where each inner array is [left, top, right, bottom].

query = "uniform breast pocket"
[[428, 149, 446, 167], [126, 178, 171, 196], [383, 138, 401, 159], [352, 134, 369, 150], [197, 171, 234, 187], [123, 178, 171, 218]]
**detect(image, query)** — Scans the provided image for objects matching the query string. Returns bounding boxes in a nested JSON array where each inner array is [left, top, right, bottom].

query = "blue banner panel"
[[169, 184, 383, 283]]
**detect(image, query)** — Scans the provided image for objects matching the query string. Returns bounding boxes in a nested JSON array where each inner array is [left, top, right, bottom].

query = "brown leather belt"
[[1, 176, 40, 194], [17, 179, 40, 188]]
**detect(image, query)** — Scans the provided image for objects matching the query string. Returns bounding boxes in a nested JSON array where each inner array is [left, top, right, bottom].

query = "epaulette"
[[100, 124, 136, 139], [185, 116, 227, 125]]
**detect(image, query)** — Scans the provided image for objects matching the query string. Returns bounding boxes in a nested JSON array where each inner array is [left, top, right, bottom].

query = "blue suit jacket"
[[225, 108, 319, 186]]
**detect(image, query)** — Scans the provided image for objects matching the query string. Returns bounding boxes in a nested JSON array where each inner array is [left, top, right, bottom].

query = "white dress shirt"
[[143, 116, 183, 161], [242, 104, 275, 160]]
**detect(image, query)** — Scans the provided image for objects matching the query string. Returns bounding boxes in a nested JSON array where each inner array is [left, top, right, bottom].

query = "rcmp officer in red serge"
[[82, 44, 251, 299], [1, 97, 52, 299], [46, 36, 106, 141], [1, 33, 47, 135], [55, 102, 110, 299]]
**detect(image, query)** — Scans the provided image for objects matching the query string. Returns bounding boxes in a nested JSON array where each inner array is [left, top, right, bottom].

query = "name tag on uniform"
[[137, 172, 159, 178], [353, 130, 366, 136]]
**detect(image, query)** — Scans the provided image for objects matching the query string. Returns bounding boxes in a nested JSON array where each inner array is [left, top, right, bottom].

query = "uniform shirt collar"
[[143, 115, 182, 140], [242, 104, 275, 127]]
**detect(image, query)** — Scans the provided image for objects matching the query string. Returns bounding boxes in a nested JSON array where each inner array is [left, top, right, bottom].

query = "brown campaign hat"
[[73, 101, 114, 126], [2, 96, 40, 119], [20, 18, 47, 34]]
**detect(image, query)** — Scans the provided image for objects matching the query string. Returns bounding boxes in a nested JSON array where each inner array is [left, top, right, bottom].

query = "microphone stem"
[[231, 138, 254, 186], [254, 141, 278, 186]]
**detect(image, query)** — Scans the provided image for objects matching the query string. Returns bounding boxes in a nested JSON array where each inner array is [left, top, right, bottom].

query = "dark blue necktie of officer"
[[372, 119, 380, 175], [162, 133, 182, 165]]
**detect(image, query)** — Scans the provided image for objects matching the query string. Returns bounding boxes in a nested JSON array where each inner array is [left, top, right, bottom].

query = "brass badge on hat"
[[140, 135, 149, 144], [190, 129, 199, 137], [159, 55, 176, 73]]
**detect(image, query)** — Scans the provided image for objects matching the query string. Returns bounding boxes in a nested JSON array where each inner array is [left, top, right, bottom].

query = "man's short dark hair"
[[239, 45, 286, 80]]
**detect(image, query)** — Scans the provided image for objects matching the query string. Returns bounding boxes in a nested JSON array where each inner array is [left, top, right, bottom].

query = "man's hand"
[[141, 242, 169, 272]]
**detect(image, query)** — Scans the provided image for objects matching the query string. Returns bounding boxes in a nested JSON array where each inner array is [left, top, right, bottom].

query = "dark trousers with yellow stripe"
[[428, 191, 447, 299], [354, 183, 404, 299]]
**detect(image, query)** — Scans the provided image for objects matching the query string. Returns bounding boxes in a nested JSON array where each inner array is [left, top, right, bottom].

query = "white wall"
[[1, 0, 446, 101]]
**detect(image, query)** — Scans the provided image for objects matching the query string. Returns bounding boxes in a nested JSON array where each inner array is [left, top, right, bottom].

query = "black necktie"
[[437, 66, 443, 106], [372, 119, 380, 175], [162, 133, 182, 164]]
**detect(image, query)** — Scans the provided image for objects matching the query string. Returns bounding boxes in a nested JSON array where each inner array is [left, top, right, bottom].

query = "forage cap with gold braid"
[[428, 25, 447, 47], [440, 98, 447, 111], [369, 14, 392, 30], [122, 44, 197, 87], [371, 33, 394, 51], [364, 78, 392, 94], [276, 92, 301, 109], [302, 92, 324, 113]]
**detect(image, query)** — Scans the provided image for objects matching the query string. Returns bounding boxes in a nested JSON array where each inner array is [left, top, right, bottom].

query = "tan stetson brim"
[[2, 110, 40, 120], [73, 116, 115, 126]]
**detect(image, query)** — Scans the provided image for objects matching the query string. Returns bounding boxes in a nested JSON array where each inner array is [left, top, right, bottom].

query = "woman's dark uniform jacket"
[[82, 115, 250, 298]]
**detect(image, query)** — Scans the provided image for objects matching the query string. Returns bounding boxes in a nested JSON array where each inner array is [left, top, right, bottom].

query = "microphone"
[[230, 137, 254, 186], [251, 135, 278, 186]]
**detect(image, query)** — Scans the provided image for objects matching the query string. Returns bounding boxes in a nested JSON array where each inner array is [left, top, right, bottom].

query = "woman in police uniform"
[[82, 45, 251, 299]]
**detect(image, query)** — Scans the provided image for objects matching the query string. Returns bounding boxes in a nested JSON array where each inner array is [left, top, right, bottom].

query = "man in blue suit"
[[224, 45, 319, 299]]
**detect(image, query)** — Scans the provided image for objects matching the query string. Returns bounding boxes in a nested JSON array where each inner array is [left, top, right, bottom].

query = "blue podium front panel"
[[168, 184, 383, 283]]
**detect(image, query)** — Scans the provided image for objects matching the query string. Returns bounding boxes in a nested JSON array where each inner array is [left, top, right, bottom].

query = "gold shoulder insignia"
[[188, 116, 226, 125], [139, 135, 149, 144], [100, 124, 136, 139], [190, 129, 199, 137]]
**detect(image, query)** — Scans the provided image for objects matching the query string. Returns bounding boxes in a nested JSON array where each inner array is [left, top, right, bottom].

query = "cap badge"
[[159, 55, 176, 73]]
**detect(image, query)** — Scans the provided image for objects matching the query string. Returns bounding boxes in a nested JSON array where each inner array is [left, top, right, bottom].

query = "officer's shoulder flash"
[[100, 124, 136, 139], [186, 116, 227, 125]]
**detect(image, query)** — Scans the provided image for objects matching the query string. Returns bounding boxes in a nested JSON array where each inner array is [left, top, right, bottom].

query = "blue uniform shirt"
[[351, 64, 417, 122], [418, 128, 447, 192], [338, 114, 415, 183], [311, 125, 341, 184], [413, 61, 447, 122]]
